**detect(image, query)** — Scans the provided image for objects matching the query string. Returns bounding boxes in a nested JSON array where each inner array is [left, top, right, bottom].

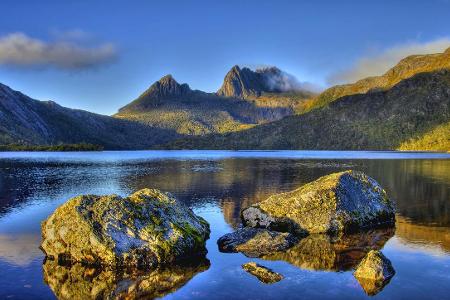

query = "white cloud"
[[328, 38, 450, 85], [0, 32, 117, 70]]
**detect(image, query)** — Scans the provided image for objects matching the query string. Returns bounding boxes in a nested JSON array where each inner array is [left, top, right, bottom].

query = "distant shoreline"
[[0, 143, 104, 152]]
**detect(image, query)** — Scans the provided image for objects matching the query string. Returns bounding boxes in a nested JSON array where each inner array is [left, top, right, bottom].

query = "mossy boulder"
[[217, 228, 298, 257], [242, 262, 283, 284], [353, 250, 395, 296], [40, 189, 210, 268], [242, 171, 395, 235]]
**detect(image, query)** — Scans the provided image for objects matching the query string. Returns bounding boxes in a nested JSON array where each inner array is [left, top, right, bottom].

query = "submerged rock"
[[261, 228, 394, 272], [43, 258, 210, 300], [242, 262, 283, 284], [217, 227, 298, 257], [242, 170, 395, 235], [354, 250, 395, 296], [41, 189, 210, 268]]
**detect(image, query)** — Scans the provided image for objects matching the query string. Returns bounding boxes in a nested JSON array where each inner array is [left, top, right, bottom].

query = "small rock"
[[217, 228, 298, 257], [41, 188, 210, 268], [242, 262, 283, 284], [242, 170, 395, 235], [354, 250, 395, 296]]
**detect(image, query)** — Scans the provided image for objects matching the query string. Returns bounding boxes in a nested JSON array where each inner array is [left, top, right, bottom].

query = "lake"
[[1, 150, 450, 299]]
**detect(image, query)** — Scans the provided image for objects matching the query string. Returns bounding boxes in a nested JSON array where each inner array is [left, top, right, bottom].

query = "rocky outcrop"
[[242, 262, 283, 284], [217, 228, 298, 257], [40, 189, 210, 268], [354, 250, 396, 296], [242, 171, 395, 235], [217, 66, 267, 99], [43, 258, 210, 300], [217, 65, 302, 99]]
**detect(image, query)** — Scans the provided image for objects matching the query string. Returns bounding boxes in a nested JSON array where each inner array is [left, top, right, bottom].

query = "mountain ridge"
[[161, 68, 450, 151]]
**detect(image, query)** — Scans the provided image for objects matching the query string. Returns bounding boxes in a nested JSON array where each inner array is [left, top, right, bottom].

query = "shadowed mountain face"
[[0, 83, 179, 149]]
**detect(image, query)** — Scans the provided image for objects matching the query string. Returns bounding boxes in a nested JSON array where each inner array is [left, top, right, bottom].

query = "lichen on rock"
[[242, 170, 395, 235], [40, 188, 210, 268], [242, 262, 283, 284], [217, 227, 298, 257]]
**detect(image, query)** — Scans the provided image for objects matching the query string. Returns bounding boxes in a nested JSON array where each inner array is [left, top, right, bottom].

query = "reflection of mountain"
[[43, 258, 210, 300], [395, 216, 450, 254], [261, 229, 394, 272], [361, 160, 450, 226], [0, 234, 41, 266]]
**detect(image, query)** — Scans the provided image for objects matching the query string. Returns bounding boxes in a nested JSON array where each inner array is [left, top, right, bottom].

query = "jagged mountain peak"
[[118, 75, 192, 113], [217, 65, 305, 99]]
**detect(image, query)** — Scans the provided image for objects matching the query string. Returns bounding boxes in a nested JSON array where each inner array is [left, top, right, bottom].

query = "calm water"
[[0, 150, 450, 299]]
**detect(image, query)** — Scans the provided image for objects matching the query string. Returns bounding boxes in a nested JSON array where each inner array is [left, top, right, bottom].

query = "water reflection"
[[0, 234, 41, 266], [261, 229, 394, 272], [43, 258, 210, 300], [0, 153, 449, 299]]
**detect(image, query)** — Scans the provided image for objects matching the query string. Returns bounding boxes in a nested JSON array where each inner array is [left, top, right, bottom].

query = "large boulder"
[[217, 228, 298, 257], [41, 189, 210, 268], [353, 250, 396, 296], [242, 171, 395, 235]]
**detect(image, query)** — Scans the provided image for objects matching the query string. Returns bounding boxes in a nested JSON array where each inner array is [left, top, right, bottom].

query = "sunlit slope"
[[306, 47, 450, 112]]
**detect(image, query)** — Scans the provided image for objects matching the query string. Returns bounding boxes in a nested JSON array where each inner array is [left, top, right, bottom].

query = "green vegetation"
[[0, 143, 104, 151], [398, 121, 450, 152]]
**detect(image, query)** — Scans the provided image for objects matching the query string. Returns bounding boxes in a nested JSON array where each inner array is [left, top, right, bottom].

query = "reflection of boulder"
[[354, 250, 395, 296], [242, 171, 396, 235], [261, 228, 394, 271], [217, 228, 298, 257], [242, 262, 283, 284], [41, 189, 210, 268], [43, 258, 210, 300]]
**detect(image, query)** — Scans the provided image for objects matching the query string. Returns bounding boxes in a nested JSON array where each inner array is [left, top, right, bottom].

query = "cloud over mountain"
[[328, 38, 450, 84], [0, 32, 117, 70]]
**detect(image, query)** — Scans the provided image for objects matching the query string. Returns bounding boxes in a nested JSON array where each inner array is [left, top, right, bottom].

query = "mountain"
[[161, 54, 450, 151], [217, 65, 271, 98], [306, 47, 450, 112], [115, 71, 312, 135], [0, 83, 178, 149]]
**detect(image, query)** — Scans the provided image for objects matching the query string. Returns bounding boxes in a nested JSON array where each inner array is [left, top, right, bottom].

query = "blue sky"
[[0, 0, 449, 115]]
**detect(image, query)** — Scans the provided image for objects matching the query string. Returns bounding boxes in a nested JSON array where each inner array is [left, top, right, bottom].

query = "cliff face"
[[216, 66, 304, 99]]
